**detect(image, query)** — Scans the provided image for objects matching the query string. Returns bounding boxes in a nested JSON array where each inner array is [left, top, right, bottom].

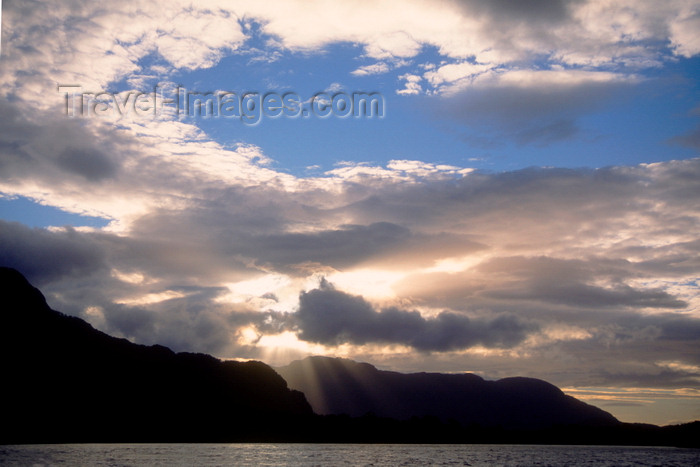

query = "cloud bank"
[[296, 281, 535, 351]]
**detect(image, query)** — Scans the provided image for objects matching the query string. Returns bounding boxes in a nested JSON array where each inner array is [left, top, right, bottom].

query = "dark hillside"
[[0, 267, 312, 443]]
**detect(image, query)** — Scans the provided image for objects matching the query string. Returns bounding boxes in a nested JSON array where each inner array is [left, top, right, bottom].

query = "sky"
[[1, 0, 699, 426]]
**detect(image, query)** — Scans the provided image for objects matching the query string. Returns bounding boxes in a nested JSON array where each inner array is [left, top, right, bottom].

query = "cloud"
[[461, 0, 575, 25], [3, 0, 698, 105], [339, 160, 700, 246], [669, 9, 700, 58], [236, 222, 414, 271], [248, 0, 699, 67], [76, 290, 291, 357], [0, 91, 295, 230], [671, 125, 700, 150], [295, 281, 536, 351], [478, 256, 687, 309], [396, 74, 422, 95], [395, 256, 688, 313], [0, 220, 106, 285], [150, 9, 246, 69], [351, 62, 391, 76], [55, 148, 118, 181], [429, 69, 638, 145], [122, 199, 485, 276]]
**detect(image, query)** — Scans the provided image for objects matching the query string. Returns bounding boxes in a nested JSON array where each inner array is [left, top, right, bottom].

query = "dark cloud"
[[655, 316, 700, 342], [92, 231, 256, 284], [295, 281, 536, 351], [595, 369, 700, 389], [515, 119, 578, 145], [238, 222, 412, 270], [343, 160, 700, 251], [101, 303, 157, 340], [0, 220, 106, 284], [0, 98, 126, 186], [459, 0, 575, 25], [94, 299, 239, 356], [436, 78, 634, 146], [55, 147, 117, 181], [0, 99, 41, 178], [670, 124, 700, 149], [226, 222, 485, 272], [521, 283, 686, 309], [131, 185, 299, 238], [448, 0, 581, 59], [395, 255, 688, 313], [130, 202, 487, 274], [479, 256, 687, 309]]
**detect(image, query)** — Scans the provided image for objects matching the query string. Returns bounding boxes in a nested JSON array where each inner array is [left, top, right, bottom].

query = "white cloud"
[[396, 73, 423, 95], [670, 10, 700, 58], [424, 61, 493, 87], [2, 0, 698, 110], [351, 62, 390, 76]]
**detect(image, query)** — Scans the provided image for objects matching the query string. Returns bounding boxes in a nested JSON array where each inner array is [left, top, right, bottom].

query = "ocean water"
[[1, 443, 699, 466]]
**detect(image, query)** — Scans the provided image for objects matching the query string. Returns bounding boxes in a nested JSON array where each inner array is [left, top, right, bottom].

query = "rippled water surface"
[[2, 443, 699, 466]]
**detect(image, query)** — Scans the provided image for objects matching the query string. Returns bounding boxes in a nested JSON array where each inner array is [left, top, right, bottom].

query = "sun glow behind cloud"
[[256, 332, 331, 367], [326, 269, 405, 299]]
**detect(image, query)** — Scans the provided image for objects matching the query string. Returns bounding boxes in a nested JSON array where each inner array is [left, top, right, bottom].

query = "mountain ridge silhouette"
[[276, 355, 619, 429], [0, 267, 312, 443], [2, 267, 698, 446]]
